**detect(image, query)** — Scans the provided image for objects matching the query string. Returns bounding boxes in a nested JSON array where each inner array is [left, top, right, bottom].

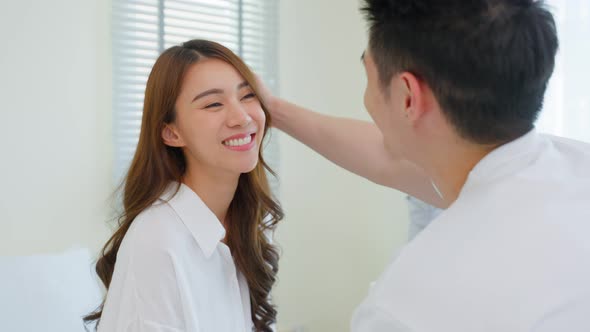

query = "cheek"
[[364, 87, 375, 116], [364, 86, 383, 122], [249, 104, 266, 129], [178, 113, 218, 145], [363, 88, 370, 111]]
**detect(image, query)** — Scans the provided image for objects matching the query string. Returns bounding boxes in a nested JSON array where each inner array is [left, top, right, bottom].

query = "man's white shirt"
[[352, 131, 590, 331]]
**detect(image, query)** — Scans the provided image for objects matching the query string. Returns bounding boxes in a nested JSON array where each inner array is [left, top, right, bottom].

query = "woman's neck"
[[182, 166, 239, 227]]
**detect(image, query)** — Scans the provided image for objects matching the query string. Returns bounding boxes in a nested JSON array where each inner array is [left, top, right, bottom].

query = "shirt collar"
[[159, 182, 226, 258], [464, 129, 547, 188]]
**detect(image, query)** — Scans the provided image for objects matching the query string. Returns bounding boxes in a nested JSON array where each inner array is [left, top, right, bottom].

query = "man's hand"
[[254, 74, 278, 119]]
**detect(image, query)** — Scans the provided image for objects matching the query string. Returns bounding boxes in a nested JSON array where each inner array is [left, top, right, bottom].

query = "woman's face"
[[165, 58, 266, 175]]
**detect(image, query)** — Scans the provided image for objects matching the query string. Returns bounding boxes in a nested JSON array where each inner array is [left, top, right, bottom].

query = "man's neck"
[[426, 141, 498, 208]]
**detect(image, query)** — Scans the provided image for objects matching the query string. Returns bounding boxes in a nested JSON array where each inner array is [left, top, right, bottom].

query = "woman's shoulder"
[[122, 201, 193, 257]]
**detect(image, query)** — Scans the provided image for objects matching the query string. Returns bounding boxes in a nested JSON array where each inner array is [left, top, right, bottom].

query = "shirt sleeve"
[[129, 245, 186, 329], [406, 195, 442, 241], [99, 230, 189, 332]]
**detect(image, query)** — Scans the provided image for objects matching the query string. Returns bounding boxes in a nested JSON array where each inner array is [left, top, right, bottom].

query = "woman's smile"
[[222, 132, 257, 151]]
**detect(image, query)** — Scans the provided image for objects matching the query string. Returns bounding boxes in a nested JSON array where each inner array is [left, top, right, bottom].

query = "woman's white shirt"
[[98, 183, 254, 332]]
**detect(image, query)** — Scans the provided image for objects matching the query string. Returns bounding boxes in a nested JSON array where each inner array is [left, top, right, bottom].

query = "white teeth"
[[224, 135, 252, 147]]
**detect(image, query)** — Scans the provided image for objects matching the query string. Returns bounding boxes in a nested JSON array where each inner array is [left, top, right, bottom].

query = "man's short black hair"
[[362, 0, 558, 144]]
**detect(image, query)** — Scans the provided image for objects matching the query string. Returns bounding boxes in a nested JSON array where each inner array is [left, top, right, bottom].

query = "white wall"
[[274, 1, 410, 331], [0, 0, 113, 256]]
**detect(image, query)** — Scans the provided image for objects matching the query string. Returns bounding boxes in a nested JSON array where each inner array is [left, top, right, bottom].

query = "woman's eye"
[[241, 93, 256, 100], [205, 102, 222, 109]]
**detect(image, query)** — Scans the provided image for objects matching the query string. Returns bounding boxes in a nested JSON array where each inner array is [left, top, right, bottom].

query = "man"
[[262, 0, 590, 331]]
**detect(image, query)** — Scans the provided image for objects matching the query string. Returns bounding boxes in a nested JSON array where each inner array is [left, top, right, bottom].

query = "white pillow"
[[0, 248, 103, 332]]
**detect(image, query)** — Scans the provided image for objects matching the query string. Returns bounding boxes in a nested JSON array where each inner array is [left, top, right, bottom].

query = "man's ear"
[[162, 124, 185, 147], [397, 72, 426, 122]]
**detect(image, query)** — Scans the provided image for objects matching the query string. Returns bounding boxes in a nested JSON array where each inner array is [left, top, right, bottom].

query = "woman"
[[84, 39, 283, 332]]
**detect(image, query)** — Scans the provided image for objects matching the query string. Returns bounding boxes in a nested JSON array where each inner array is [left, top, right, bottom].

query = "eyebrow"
[[192, 88, 223, 102], [191, 81, 250, 103], [237, 81, 249, 90], [360, 51, 366, 63]]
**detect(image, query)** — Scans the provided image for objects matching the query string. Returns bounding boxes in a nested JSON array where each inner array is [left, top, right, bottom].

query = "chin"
[[235, 158, 259, 174]]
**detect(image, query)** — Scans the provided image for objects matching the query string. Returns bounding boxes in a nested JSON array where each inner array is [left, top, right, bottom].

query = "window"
[[537, 0, 590, 143], [112, 0, 280, 186]]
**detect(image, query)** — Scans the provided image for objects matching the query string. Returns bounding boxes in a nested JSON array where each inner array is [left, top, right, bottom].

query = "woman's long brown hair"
[[84, 39, 284, 332]]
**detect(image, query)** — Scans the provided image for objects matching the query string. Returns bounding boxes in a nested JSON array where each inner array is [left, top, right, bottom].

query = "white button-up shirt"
[[352, 131, 590, 332], [98, 183, 254, 332]]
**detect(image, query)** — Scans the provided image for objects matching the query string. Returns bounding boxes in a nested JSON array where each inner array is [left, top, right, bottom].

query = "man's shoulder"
[[542, 134, 590, 168]]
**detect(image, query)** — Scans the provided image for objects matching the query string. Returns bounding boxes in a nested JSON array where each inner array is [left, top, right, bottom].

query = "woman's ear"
[[162, 124, 184, 147]]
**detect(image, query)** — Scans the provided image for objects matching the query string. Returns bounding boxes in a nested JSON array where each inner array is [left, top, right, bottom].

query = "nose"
[[226, 102, 252, 128]]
